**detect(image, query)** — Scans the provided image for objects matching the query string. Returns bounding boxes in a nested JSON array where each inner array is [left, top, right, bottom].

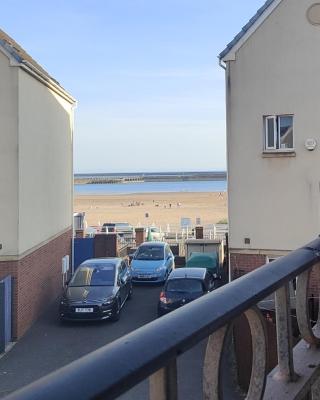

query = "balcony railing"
[[4, 238, 320, 400]]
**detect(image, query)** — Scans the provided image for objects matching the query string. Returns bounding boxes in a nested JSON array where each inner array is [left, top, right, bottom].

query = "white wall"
[[227, 0, 320, 251], [18, 69, 74, 254], [0, 51, 19, 256]]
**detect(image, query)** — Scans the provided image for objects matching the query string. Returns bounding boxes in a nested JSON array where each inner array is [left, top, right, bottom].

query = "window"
[[135, 245, 164, 261], [165, 246, 170, 259], [69, 264, 115, 287], [119, 261, 126, 273], [264, 115, 294, 151], [166, 279, 204, 294]]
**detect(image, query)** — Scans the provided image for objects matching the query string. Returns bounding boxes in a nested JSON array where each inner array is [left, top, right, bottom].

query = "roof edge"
[[219, 0, 282, 61], [20, 61, 76, 105], [0, 34, 76, 104]]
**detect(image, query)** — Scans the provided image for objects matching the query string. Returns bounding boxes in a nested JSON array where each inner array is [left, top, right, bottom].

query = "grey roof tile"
[[219, 0, 276, 60]]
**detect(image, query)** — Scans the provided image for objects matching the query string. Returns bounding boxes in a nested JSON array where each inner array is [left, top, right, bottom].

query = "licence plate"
[[75, 308, 93, 313], [138, 275, 150, 279]]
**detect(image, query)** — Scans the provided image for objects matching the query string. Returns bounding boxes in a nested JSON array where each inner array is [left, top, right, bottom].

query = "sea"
[[74, 180, 227, 195]]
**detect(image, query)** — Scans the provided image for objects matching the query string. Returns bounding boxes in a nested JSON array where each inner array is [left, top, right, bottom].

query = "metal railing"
[[163, 223, 228, 241], [5, 238, 320, 400]]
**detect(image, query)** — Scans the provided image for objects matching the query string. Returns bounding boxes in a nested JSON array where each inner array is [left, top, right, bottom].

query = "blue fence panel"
[[0, 275, 12, 353], [74, 238, 94, 270]]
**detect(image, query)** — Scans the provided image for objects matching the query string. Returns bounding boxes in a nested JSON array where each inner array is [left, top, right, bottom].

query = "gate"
[[74, 238, 94, 270], [0, 275, 12, 353]]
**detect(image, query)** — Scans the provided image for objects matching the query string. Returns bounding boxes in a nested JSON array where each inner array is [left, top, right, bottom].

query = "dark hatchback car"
[[157, 267, 215, 316], [59, 258, 132, 322]]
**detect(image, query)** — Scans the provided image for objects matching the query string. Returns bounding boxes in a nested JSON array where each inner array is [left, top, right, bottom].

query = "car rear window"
[[166, 279, 204, 293], [69, 264, 115, 287]]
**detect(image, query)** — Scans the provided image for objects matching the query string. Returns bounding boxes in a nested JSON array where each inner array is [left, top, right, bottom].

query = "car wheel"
[[127, 285, 133, 300], [110, 299, 121, 322]]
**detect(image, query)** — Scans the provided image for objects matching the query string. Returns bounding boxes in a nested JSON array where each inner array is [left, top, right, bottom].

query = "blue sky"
[[0, 1, 264, 173]]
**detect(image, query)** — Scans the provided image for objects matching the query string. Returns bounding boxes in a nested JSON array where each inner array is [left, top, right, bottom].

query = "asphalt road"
[[0, 285, 206, 399]]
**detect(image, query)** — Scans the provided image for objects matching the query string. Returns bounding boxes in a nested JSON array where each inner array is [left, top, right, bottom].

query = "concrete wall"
[[18, 69, 74, 255], [226, 0, 320, 252], [0, 51, 19, 256]]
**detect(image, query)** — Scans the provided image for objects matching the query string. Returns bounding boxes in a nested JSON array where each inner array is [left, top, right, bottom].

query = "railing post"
[[274, 284, 296, 381], [149, 359, 178, 400], [296, 265, 320, 346]]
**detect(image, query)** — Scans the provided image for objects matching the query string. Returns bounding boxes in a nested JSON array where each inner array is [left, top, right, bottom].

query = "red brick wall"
[[0, 229, 72, 339], [230, 253, 267, 279], [231, 252, 319, 297]]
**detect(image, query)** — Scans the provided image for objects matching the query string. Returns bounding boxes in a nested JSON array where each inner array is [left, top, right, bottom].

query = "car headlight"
[[102, 297, 114, 306], [155, 267, 164, 273]]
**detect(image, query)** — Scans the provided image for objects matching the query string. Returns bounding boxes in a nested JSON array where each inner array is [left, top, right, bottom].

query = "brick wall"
[[230, 253, 267, 279], [231, 252, 319, 296], [0, 229, 72, 339]]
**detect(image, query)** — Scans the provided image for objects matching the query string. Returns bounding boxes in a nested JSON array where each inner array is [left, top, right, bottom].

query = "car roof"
[[168, 268, 207, 280], [81, 258, 121, 267], [139, 241, 166, 247]]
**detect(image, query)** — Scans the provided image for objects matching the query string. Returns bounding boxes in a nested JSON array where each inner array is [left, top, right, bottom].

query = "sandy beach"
[[74, 192, 228, 229]]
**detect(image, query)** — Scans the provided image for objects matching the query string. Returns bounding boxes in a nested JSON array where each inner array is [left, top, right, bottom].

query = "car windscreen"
[[166, 279, 204, 293], [135, 245, 164, 261], [69, 264, 115, 287]]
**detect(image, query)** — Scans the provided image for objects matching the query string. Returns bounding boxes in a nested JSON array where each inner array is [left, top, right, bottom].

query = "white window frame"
[[264, 114, 294, 151], [265, 116, 277, 150]]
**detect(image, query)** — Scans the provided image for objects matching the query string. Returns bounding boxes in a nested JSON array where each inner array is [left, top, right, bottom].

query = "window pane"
[[279, 116, 293, 149], [166, 279, 204, 293], [267, 118, 275, 148], [135, 245, 164, 260], [69, 264, 115, 286]]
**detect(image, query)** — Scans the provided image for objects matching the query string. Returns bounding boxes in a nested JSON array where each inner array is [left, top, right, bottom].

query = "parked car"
[[185, 252, 221, 279], [131, 242, 174, 283], [59, 257, 132, 322], [157, 267, 215, 316]]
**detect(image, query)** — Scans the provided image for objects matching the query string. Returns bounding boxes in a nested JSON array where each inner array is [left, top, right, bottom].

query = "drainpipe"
[[71, 103, 77, 275], [219, 58, 226, 70], [219, 56, 231, 281]]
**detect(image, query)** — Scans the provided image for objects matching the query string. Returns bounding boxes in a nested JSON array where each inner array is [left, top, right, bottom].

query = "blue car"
[[131, 242, 175, 283]]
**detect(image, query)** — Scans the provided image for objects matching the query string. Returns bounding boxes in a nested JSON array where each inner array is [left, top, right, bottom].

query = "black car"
[[157, 267, 215, 316], [59, 257, 132, 322]]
